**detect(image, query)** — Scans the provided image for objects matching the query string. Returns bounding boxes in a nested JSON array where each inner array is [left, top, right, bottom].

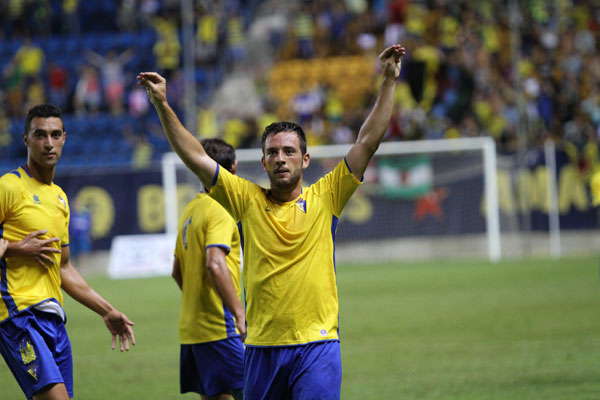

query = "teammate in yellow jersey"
[[0, 104, 135, 400], [173, 138, 245, 400], [139, 44, 405, 399]]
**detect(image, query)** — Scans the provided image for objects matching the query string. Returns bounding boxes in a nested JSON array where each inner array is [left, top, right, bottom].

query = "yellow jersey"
[[209, 159, 361, 346], [0, 166, 69, 322], [174, 193, 242, 344]]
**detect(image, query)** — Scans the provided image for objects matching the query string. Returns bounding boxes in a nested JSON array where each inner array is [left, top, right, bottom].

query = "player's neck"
[[269, 182, 302, 203], [25, 159, 55, 185]]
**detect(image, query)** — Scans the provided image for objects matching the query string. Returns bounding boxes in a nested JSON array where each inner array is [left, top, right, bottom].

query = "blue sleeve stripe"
[[206, 244, 231, 253], [343, 157, 364, 182], [212, 164, 220, 187], [343, 157, 352, 174], [9, 170, 21, 178]]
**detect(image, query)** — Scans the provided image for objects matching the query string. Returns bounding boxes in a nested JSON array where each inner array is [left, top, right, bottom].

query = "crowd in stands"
[[1, 0, 599, 180]]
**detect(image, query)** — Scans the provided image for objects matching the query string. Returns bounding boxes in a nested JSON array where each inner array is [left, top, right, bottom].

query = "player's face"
[[262, 131, 309, 192], [23, 116, 66, 169]]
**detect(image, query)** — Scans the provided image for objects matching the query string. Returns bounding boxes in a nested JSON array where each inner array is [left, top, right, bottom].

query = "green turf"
[[1, 255, 599, 399]]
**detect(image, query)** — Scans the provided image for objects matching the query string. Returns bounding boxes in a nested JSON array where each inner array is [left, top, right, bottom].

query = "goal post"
[[162, 137, 501, 262]]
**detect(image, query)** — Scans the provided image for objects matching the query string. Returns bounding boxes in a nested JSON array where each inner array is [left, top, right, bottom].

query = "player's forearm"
[[356, 76, 397, 151], [61, 262, 114, 316], [207, 263, 244, 320], [152, 100, 215, 187]]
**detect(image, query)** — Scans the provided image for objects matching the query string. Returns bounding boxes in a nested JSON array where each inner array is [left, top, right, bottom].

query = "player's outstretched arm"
[[59, 246, 136, 352], [5, 229, 61, 267], [346, 44, 406, 180], [206, 246, 246, 342], [0, 238, 7, 258], [137, 71, 217, 188]]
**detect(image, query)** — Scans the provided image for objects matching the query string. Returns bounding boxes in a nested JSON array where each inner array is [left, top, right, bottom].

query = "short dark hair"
[[25, 104, 63, 134], [201, 138, 236, 172], [261, 121, 307, 155]]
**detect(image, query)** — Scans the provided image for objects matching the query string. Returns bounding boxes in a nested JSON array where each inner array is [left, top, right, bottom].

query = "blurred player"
[[172, 138, 245, 400], [0, 104, 135, 400], [139, 44, 405, 399]]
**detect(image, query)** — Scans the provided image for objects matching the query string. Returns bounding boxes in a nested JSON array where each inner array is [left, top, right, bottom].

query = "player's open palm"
[[379, 44, 406, 79], [103, 310, 136, 352]]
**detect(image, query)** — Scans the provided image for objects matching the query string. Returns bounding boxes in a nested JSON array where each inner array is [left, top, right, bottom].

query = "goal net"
[[162, 137, 501, 262]]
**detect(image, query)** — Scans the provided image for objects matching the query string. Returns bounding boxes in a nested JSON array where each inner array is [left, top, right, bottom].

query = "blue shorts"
[[0, 308, 73, 399], [244, 340, 341, 400], [180, 337, 245, 397]]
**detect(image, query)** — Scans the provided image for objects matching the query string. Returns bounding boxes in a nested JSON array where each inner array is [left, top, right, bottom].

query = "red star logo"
[[414, 188, 448, 221]]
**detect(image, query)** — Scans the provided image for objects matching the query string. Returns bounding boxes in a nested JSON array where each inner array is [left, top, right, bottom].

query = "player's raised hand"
[[379, 44, 406, 79], [13, 229, 61, 268], [137, 72, 167, 106], [0, 238, 7, 258], [103, 309, 136, 352]]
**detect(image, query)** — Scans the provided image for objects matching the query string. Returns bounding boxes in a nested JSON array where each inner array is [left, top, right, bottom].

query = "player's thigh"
[[291, 341, 341, 400], [0, 310, 72, 399], [182, 338, 244, 397], [244, 346, 293, 400], [32, 382, 69, 400]]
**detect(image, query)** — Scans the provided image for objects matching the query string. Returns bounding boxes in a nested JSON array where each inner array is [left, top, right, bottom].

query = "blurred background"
[[1, 0, 599, 261]]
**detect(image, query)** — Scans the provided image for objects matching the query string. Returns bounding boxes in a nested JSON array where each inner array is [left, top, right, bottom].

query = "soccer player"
[[0, 104, 136, 400], [139, 44, 405, 399], [172, 138, 245, 400]]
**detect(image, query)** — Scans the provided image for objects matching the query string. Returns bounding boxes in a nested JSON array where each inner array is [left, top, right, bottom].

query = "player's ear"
[[231, 160, 238, 175], [22, 132, 28, 146], [302, 152, 310, 170], [261, 156, 266, 171]]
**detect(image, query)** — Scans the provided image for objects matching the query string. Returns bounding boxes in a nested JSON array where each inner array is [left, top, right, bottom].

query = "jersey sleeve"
[[0, 173, 20, 224], [203, 203, 236, 254], [208, 164, 258, 222], [61, 191, 70, 247], [312, 158, 362, 216]]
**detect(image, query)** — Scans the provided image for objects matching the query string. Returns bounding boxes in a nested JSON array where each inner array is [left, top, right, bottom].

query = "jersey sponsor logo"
[[296, 198, 306, 213], [58, 195, 67, 209], [182, 216, 192, 250], [320, 329, 327, 337], [32, 194, 41, 205]]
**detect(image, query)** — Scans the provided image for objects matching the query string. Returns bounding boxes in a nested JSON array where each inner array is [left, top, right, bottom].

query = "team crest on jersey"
[[32, 194, 41, 205], [58, 195, 67, 209], [182, 217, 192, 250], [19, 339, 37, 365], [295, 198, 306, 213]]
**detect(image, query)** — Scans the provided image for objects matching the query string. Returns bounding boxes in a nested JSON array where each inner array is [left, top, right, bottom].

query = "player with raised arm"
[[172, 138, 245, 400], [0, 104, 135, 400], [139, 44, 405, 399]]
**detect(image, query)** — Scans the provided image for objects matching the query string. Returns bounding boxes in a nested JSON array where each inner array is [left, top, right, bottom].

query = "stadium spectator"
[[171, 138, 245, 400], [138, 43, 405, 399], [86, 49, 134, 115], [47, 63, 69, 111], [73, 65, 102, 115], [152, 16, 181, 79], [12, 36, 45, 80], [0, 103, 135, 399]]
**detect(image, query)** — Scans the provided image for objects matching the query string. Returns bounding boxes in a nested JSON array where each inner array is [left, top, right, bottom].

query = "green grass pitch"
[[1, 254, 599, 399]]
